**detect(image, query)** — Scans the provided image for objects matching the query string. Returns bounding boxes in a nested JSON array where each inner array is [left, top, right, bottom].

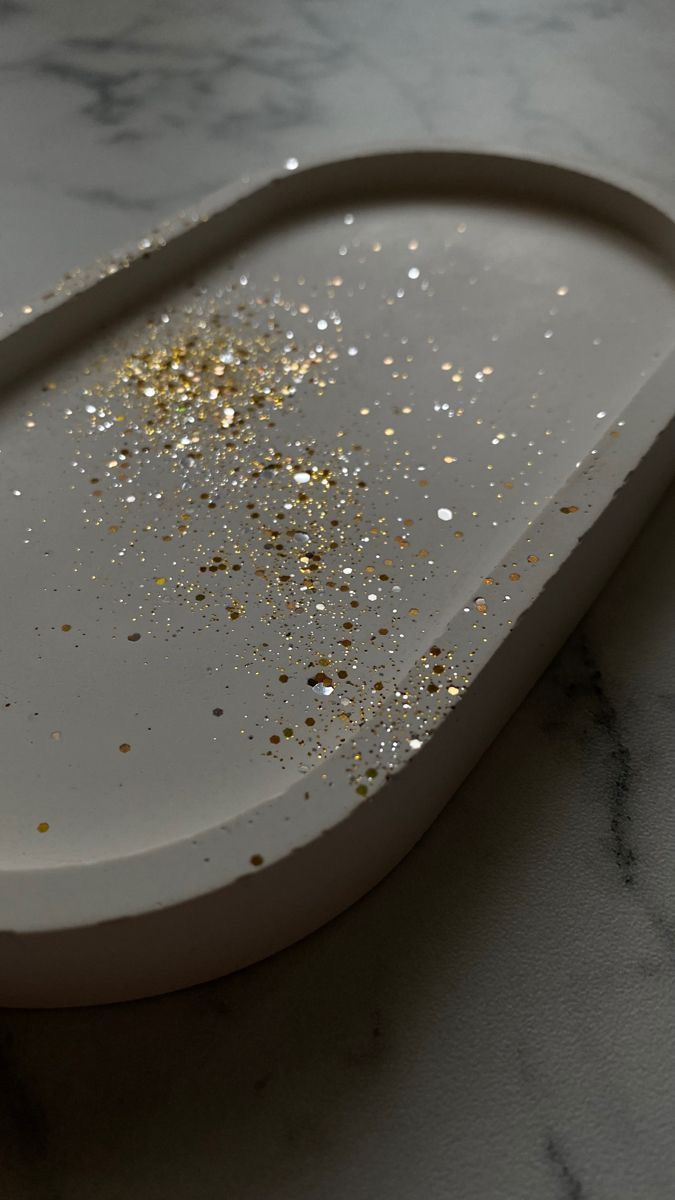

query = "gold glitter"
[[119, 743, 131, 753], [560, 505, 579, 514], [61, 624, 71, 632], [66, 269, 539, 785], [250, 854, 264, 867], [509, 572, 521, 581], [36, 821, 50, 833], [474, 597, 488, 615], [527, 554, 539, 563]]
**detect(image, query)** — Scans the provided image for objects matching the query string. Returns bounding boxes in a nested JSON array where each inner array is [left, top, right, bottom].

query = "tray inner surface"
[[2, 186, 675, 867]]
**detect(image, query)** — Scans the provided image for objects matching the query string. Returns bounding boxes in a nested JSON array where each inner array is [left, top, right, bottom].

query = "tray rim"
[[2, 144, 675, 939]]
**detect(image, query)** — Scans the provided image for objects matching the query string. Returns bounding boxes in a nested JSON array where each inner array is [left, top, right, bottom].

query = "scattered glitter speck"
[[437, 507, 453, 521], [285, 157, 299, 171], [36, 822, 50, 833]]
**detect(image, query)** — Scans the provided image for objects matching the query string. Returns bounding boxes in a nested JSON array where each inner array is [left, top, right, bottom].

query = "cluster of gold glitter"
[[70, 287, 475, 782]]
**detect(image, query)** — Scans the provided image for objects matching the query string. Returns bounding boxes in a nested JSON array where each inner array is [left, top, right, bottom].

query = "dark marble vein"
[[37, 59, 142, 125], [468, 8, 574, 33], [0, 0, 30, 17], [546, 1136, 585, 1200], [68, 185, 157, 211], [545, 629, 637, 888], [574, 634, 635, 887]]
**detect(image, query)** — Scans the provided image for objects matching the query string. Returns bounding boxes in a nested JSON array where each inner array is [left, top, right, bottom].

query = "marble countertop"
[[2, 1, 675, 1196]]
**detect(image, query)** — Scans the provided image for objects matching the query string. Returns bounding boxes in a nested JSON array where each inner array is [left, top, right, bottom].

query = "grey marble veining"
[[2, 0, 675, 310], [1, 1, 675, 1197]]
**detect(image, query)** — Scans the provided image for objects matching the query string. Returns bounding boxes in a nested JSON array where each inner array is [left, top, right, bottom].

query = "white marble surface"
[[2, 0, 675, 1196]]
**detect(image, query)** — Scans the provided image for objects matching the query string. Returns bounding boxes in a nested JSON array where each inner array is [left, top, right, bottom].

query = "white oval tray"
[[2, 150, 675, 1006]]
